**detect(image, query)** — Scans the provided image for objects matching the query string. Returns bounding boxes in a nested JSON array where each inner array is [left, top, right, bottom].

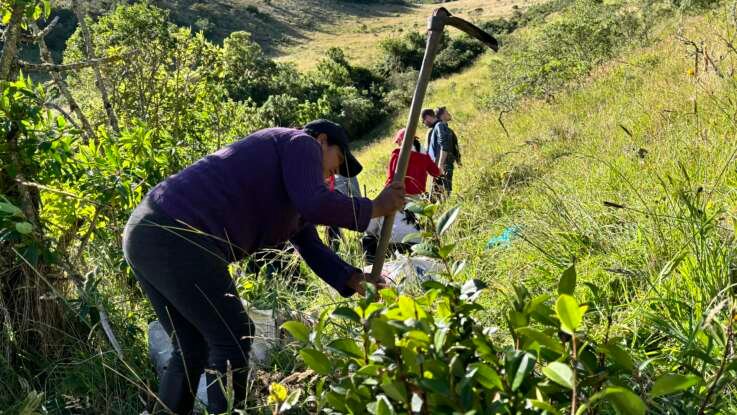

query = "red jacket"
[[385, 148, 441, 195]]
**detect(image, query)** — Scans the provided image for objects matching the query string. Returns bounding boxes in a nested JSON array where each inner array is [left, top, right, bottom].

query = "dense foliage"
[[281, 201, 735, 414], [2, 0, 735, 412]]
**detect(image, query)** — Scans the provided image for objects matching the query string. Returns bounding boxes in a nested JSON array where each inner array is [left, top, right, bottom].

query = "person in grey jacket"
[[426, 107, 462, 198], [327, 174, 362, 251]]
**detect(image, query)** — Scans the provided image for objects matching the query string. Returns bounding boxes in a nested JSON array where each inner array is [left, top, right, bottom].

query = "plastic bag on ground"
[[363, 254, 443, 292], [365, 210, 421, 243]]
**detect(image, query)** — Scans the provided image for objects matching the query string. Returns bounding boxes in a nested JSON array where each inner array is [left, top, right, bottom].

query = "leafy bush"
[[281, 201, 735, 413]]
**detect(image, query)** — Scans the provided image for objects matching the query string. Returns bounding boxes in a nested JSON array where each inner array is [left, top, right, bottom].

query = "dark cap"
[[303, 119, 363, 178]]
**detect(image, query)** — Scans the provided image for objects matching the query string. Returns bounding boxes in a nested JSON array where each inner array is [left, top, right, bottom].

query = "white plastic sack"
[[366, 210, 421, 244], [248, 306, 277, 364], [363, 254, 443, 287]]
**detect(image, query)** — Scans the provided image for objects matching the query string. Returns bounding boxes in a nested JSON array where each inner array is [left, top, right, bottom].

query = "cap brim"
[[339, 151, 363, 178]]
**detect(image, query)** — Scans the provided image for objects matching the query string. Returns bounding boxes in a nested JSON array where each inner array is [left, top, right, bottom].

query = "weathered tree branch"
[[7, 126, 40, 228], [36, 16, 60, 40], [14, 179, 105, 207], [71, 0, 120, 134], [41, 101, 82, 131], [19, 54, 128, 73], [0, 2, 26, 80]]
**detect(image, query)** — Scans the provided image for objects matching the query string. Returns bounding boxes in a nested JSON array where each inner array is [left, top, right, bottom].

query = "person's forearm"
[[371, 203, 383, 218]]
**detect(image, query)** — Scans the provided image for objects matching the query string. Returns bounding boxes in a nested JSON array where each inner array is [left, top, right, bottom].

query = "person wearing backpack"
[[426, 106, 462, 199]]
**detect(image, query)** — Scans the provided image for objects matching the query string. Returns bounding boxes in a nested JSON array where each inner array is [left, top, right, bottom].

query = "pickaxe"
[[370, 8, 499, 281]]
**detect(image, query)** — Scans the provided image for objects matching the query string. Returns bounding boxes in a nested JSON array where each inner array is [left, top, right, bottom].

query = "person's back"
[[334, 174, 361, 198], [149, 127, 372, 261], [386, 150, 439, 196], [428, 107, 461, 198], [385, 128, 440, 196]]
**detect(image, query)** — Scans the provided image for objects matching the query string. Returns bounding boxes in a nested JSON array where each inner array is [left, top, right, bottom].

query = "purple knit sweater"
[[148, 127, 373, 296]]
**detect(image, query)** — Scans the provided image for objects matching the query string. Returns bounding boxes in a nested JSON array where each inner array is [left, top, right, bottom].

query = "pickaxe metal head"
[[429, 7, 499, 51]]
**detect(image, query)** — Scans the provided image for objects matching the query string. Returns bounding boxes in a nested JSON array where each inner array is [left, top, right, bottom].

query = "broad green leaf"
[[327, 338, 363, 359], [419, 378, 450, 394], [411, 242, 438, 258], [517, 327, 564, 354], [405, 330, 431, 344], [434, 328, 447, 352], [376, 395, 395, 415], [529, 399, 562, 415], [511, 353, 536, 391], [280, 389, 301, 412], [650, 373, 700, 397], [380, 287, 398, 303], [423, 204, 437, 217], [436, 206, 460, 235], [600, 342, 635, 372], [299, 349, 331, 375], [0, 202, 22, 216], [542, 362, 574, 389], [469, 362, 503, 390], [332, 306, 361, 323], [326, 390, 348, 412], [357, 364, 381, 377], [281, 321, 310, 343], [437, 243, 456, 259], [556, 294, 587, 334], [402, 232, 422, 243], [364, 302, 383, 319], [381, 375, 408, 403], [405, 202, 425, 214], [524, 294, 550, 315], [371, 318, 395, 346], [558, 264, 576, 295], [508, 310, 528, 329], [401, 347, 420, 375], [606, 387, 646, 415], [15, 222, 33, 235]]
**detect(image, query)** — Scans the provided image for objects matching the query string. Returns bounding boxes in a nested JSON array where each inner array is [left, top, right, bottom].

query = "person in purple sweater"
[[122, 120, 405, 414]]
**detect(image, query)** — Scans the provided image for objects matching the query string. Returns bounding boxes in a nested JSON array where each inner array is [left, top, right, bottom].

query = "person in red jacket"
[[362, 128, 438, 263], [386, 128, 441, 196]]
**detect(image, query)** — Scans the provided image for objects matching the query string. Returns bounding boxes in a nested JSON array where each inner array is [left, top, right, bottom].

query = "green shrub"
[[281, 200, 735, 413], [222, 31, 280, 105]]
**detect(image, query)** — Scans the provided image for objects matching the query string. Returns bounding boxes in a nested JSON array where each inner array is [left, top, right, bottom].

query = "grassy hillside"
[[303, 3, 737, 407]]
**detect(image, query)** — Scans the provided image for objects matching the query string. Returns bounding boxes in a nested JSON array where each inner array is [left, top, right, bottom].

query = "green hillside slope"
[[355, 6, 731, 316], [300, 4, 736, 410]]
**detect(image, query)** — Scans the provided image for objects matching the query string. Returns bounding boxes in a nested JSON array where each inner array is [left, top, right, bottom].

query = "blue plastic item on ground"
[[486, 226, 519, 249]]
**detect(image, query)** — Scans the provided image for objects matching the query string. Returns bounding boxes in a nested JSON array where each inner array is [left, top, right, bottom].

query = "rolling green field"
[[272, 0, 538, 70]]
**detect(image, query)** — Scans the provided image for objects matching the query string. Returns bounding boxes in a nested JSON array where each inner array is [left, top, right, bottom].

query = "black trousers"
[[123, 198, 254, 414]]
